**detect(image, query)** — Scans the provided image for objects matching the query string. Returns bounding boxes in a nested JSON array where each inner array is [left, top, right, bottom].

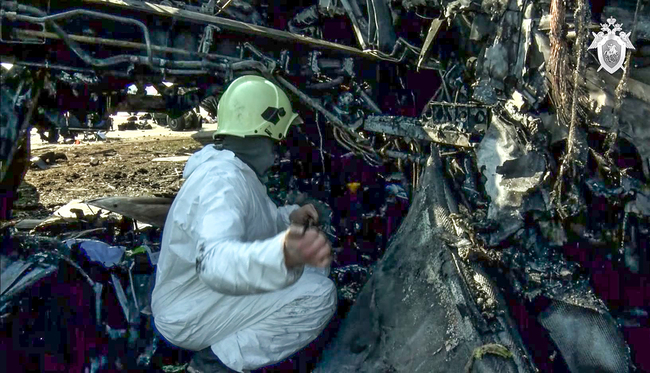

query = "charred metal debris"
[[2, 0, 650, 371]]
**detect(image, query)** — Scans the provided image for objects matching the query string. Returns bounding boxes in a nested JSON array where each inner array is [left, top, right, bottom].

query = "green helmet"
[[214, 75, 302, 140]]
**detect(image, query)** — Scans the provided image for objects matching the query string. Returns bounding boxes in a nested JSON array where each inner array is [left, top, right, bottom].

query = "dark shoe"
[[187, 347, 237, 373]]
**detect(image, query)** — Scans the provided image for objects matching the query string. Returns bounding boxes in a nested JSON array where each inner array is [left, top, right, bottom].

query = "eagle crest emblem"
[[588, 17, 635, 74]]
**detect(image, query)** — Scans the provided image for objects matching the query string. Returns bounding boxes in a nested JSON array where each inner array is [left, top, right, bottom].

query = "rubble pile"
[[311, 0, 650, 372], [1, 151, 407, 372], [0, 203, 181, 372], [1, 0, 650, 372]]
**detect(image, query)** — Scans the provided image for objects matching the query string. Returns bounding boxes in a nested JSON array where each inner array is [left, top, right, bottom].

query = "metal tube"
[[10, 32, 229, 74], [215, 0, 235, 16], [13, 29, 238, 62], [81, 0, 382, 60], [159, 69, 211, 75], [9, 6, 154, 67], [275, 75, 356, 137], [51, 251, 96, 288], [126, 56, 228, 71], [13, 60, 216, 77], [381, 149, 427, 164], [230, 59, 268, 72], [306, 77, 345, 90], [340, 0, 367, 49], [358, 89, 382, 114], [1, 7, 125, 68], [12, 60, 131, 77]]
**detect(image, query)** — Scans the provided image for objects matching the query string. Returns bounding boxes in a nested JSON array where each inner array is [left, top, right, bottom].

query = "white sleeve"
[[192, 176, 303, 296], [276, 204, 300, 233]]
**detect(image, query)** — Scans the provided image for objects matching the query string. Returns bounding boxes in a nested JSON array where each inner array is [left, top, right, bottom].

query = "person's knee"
[[314, 277, 337, 323], [295, 274, 337, 321], [324, 277, 336, 308], [313, 274, 336, 305]]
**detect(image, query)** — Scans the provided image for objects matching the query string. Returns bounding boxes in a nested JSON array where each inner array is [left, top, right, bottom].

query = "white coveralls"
[[151, 145, 337, 372]]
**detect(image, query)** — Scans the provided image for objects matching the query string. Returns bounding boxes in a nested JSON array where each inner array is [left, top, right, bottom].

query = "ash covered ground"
[[12, 121, 210, 221]]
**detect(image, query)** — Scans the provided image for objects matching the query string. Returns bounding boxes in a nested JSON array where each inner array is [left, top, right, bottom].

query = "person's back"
[[151, 75, 336, 373], [152, 145, 307, 344]]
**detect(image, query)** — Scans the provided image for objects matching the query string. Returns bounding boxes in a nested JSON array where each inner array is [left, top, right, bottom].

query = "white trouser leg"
[[211, 267, 336, 372]]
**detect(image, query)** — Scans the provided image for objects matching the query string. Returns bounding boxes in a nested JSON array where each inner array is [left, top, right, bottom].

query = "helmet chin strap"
[[217, 135, 277, 181]]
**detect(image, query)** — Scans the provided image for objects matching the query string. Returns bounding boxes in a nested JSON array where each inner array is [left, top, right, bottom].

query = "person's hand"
[[289, 204, 319, 226], [283, 225, 331, 269]]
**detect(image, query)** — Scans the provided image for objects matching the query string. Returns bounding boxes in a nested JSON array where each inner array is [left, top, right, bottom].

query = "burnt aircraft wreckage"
[[1, 0, 650, 372]]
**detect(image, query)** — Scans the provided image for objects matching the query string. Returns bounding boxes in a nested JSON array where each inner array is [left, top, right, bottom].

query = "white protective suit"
[[151, 145, 337, 372]]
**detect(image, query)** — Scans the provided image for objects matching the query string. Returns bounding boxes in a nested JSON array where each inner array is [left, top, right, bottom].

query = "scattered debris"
[[30, 151, 68, 169], [2, 0, 650, 372], [63, 239, 126, 268], [152, 156, 190, 162]]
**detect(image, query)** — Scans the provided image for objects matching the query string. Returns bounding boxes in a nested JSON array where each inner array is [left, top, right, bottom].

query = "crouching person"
[[151, 76, 337, 373]]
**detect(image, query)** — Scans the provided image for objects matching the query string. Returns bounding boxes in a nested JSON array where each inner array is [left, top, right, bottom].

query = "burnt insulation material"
[[314, 152, 536, 373], [538, 301, 631, 373]]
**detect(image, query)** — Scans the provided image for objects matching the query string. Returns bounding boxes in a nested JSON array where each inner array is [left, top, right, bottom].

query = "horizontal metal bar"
[[13, 29, 238, 62], [82, 0, 382, 60], [12, 60, 129, 77], [5, 6, 154, 67], [0, 16, 45, 44], [12, 60, 215, 78], [381, 149, 428, 164], [363, 115, 474, 148]]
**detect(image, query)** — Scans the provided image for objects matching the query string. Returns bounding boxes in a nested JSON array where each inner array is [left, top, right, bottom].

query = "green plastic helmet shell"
[[214, 75, 302, 140]]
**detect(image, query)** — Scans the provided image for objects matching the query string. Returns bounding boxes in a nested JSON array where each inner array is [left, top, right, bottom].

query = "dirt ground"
[[13, 126, 213, 221]]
